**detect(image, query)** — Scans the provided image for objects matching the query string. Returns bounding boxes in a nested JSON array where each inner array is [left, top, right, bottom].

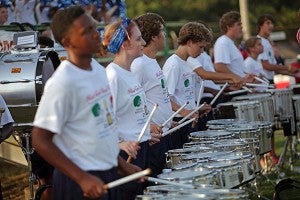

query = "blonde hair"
[[245, 36, 261, 53]]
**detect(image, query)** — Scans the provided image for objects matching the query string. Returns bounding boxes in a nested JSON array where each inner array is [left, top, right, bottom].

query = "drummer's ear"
[[61, 37, 70, 48]]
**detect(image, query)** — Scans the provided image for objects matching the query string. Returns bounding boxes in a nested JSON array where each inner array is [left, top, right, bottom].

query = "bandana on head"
[[107, 18, 131, 54]]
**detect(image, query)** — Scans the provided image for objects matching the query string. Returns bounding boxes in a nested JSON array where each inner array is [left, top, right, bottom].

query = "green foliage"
[[126, 0, 300, 38]]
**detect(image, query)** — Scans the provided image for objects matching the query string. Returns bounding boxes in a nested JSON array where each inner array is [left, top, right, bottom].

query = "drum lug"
[[35, 75, 43, 84], [38, 56, 46, 62]]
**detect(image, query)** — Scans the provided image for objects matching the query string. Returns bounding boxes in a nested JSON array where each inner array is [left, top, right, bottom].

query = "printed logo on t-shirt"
[[133, 96, 142, 107], [161, 79, 165, 88], [184, 79, 190, 87], [91, 103, 101, 117]]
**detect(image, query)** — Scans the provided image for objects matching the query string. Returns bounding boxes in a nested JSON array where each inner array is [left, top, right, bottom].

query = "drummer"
[[103, 17, 161, 199], [214, 11, 255, 85], [257, 14, 298, 164], [162, 22, 211, 149], [32, 6, 141, 200], [257, 14, 299, 84], [244, 36, 268, 92], [131, 13, 174, 177]]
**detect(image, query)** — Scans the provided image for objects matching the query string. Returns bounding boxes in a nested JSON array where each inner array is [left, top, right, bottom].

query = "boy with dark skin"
[[32, 6, 141, 200]]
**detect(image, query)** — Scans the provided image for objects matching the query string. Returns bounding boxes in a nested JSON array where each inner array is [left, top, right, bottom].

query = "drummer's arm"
[[261, 60, 294, 75], [32, 127, 106, 195], [214, 63, 234, 75], [117, 156, 142, 177]]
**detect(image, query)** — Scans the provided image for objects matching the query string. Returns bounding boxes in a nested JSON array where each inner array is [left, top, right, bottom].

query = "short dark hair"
[[219, 11, 241, 34], [134, 13, 165, 47], [257, 14, 274, 32], [51, 5, 85, 45]]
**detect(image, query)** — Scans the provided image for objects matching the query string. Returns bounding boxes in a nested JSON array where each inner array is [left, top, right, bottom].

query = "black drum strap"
[[35, 51, 60, 103]]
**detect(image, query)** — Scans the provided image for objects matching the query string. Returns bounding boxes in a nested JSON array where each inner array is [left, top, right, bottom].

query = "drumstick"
[[127, 104, 158, 163], [178, 104, 204, 124], [196, 80, 204, 107], [210, 82, 228, 106], [245, 83, 274, 88], [161, 101, 189, 127], [146, 176, 195, 189], [103, 168, 151, 189], [254, 76, 269, 85], [262, 77, 270, 84], [242, 86, 252, 93], [137, 103, 158, 142], [226, 89, 248, 95], [162, 117, 195, 137]]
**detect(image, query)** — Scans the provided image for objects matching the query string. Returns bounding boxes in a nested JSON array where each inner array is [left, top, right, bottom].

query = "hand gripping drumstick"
[[196, 80, 204, 108], [209, 82, 228, 106], [127, 104, 158, 163], [254, 76, 269, 85], [242, 86, 252, 93], [146, 176, 195, 189], [162, 117, 196, 137], [161, 101, 189, 128], [177, 104, 204, 124], [103, 168, 151, 189]]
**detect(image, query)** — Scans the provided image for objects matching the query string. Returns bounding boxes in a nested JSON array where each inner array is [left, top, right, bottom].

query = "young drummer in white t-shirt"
[[244, 36, 268, 92], [131, 13, 175, 177], [32, 6, 141, 200], [103, 18, 161, 199], [162, 22, 211, 149], [214, 11, 255, 84]]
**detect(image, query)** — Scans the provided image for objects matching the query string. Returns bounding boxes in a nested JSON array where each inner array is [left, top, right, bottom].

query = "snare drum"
[[166, 146, 211, 168], [206, 119, 246, 130], [208, 152, 255, 186], [0, 50, 60, 124], [201, 160, 240, 189], [232, 121, 273, 155], [227, 126, 259, 139], [266, 88, 293, 120], [189, 130, 234, 142], [157, 168, 216, 186], [233, 93, 275, 123], [292, 95, 300, 121], [216, 100, 260, 122]]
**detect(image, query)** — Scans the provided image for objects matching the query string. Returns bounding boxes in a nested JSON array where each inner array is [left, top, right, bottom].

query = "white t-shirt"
[[163, 54, 196, 115], [189, 52, 221, 98], [33, 59, 119, 171], [244, 56, 268, 92], [244, 56, 266, 76], [131, 54, 173, 131], [15, 0, 36, 24], [106, 62, 151, 142], [0, 95, 14, 126], [257, 35, 276, 80], [214, 35, 246, 78]]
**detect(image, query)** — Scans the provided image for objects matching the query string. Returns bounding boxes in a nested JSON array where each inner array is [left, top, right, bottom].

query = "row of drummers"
[[137, 119, 271, 199]]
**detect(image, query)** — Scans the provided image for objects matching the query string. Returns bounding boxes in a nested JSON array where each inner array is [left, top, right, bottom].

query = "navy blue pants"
[[170, 117, 198, 150], [52, 167, 120, 200], [149, 133, 172, 178], [119, 141, 149, 200]]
